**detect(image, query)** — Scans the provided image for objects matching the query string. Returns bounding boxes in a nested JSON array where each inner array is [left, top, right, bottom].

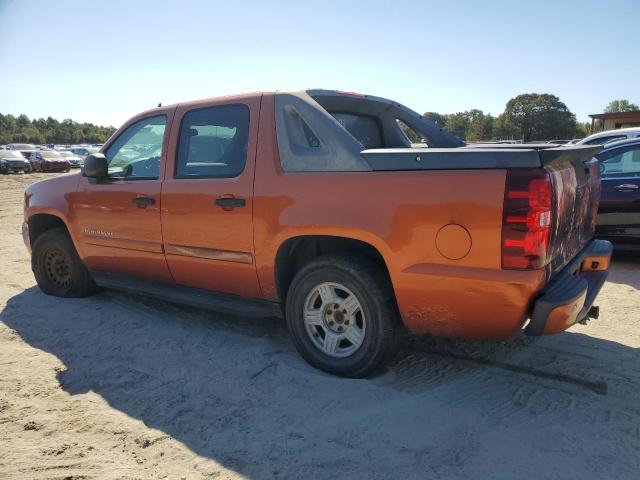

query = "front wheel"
[[32, 228, 98, 297], [285, 255, 398, 377]]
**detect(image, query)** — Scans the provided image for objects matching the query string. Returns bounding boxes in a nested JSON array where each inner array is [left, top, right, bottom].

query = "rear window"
[[584, 135, 627, 145], [330, 113, 382, 149]]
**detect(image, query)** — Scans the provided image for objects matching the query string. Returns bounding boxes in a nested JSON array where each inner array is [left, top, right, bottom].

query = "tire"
[[285, 254, 399, 377], [25, 164, 33, 174], [32, 228, 98, 298]]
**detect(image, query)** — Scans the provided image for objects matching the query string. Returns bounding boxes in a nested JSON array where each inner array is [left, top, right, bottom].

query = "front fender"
[[24, 173, 82, 253]]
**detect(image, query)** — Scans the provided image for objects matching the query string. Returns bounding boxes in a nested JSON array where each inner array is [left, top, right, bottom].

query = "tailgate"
[[540, 145, 603, 274]]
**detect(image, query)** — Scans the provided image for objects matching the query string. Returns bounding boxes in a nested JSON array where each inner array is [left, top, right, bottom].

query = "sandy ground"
[[0, 172, 638, 480]]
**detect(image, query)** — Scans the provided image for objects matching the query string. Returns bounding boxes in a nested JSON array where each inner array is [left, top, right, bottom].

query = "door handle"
[[132, 196, 156, 208], [214, 196, 246, 210], [613, 184, 639, 192]]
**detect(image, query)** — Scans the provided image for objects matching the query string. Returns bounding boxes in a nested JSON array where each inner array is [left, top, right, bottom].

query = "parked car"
[[71, 146, 99, 159], [29, 150, 71, 172], [22, 89, 611, 377], [595, 138, 640, 251], [59, 150, 84, 168], [7, 143, 38, 159], [578, 127, 640, 146], [546, 139, 572, 145], [0, 150, 32, 174]]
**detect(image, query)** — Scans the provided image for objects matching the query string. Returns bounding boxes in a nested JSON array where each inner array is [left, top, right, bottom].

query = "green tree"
[[493, 114, 520, 140], [575, 122, 591, 138], [0, 112, 116, 145], [500, 93, 576, 142], [17, 114, 30, 129], [604, 99, 639, 113], [466, 109, 494, 142], [442, 112, 471, 139], [423, 112, 448, 128]]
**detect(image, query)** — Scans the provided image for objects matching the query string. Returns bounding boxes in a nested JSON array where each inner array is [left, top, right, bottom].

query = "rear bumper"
[[525, 239, 612, 336]]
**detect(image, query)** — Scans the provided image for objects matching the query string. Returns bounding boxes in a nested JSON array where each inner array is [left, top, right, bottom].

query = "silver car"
[[0, 150, 32, 174], [59, 150, 84, 168]]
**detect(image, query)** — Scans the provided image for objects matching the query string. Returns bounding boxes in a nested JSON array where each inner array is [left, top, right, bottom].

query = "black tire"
[[32, 228, 98, 297], [285, 254, 399, 377], [24, 164, 33, 174]]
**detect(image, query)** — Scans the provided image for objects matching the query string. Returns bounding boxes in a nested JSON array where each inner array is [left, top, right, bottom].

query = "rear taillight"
[[502, 169, 553, 270]]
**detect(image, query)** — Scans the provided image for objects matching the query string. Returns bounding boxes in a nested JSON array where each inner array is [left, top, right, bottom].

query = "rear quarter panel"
[[254, 100, 544, 338]]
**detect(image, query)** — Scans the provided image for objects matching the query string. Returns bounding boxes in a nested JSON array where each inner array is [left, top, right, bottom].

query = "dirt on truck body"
[[23, 89, 612, 376]]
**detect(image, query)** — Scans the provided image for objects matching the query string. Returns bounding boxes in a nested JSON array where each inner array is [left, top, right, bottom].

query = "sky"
[[1, 0, 638, 128]]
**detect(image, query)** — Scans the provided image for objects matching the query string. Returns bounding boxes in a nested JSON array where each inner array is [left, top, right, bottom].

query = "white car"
[[59, 150, 84, 168], [71, 146, 99, 159], [577, 127, 640, 146]]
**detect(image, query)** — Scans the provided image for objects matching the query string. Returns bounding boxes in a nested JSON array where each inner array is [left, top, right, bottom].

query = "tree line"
[[407, 96, 638, 143], [2, 96, 637, 146], [0, 113, 116, 145]]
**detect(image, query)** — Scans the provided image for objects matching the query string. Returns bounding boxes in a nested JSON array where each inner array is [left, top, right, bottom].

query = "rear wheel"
[[285, 255, 398, 377], [32, 228, 98, 297]]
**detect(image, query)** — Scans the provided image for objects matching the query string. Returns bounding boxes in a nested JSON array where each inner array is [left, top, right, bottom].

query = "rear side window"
[[599, 146, 640, 177], [176, 105, 249, 178], [330, 112, 382, 149]]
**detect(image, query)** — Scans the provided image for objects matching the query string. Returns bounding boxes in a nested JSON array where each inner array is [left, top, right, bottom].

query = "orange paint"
[[543, 290, 587, 335]]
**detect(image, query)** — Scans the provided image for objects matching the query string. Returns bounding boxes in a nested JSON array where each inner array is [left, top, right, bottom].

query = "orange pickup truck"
[[23, 90, 612, 376]]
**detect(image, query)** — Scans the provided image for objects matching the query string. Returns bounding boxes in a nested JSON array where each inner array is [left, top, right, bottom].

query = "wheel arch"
[[274, 235, 394, 305], [27, 212, 70, 248]]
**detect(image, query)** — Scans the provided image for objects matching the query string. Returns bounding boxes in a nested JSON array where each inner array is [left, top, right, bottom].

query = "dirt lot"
[[0, 172, 638, 480]]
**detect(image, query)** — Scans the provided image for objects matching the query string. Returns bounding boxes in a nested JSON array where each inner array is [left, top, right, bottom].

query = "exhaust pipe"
[[578, 305, 599, 325]]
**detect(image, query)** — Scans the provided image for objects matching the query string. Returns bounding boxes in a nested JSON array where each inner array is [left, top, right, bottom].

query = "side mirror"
[[82, 153, 108, 178]]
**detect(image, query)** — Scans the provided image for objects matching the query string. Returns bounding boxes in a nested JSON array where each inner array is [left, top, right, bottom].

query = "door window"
[[105, 115, 167, 179], [176, 105, 250, 178], [599, 147, 640, 177]]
